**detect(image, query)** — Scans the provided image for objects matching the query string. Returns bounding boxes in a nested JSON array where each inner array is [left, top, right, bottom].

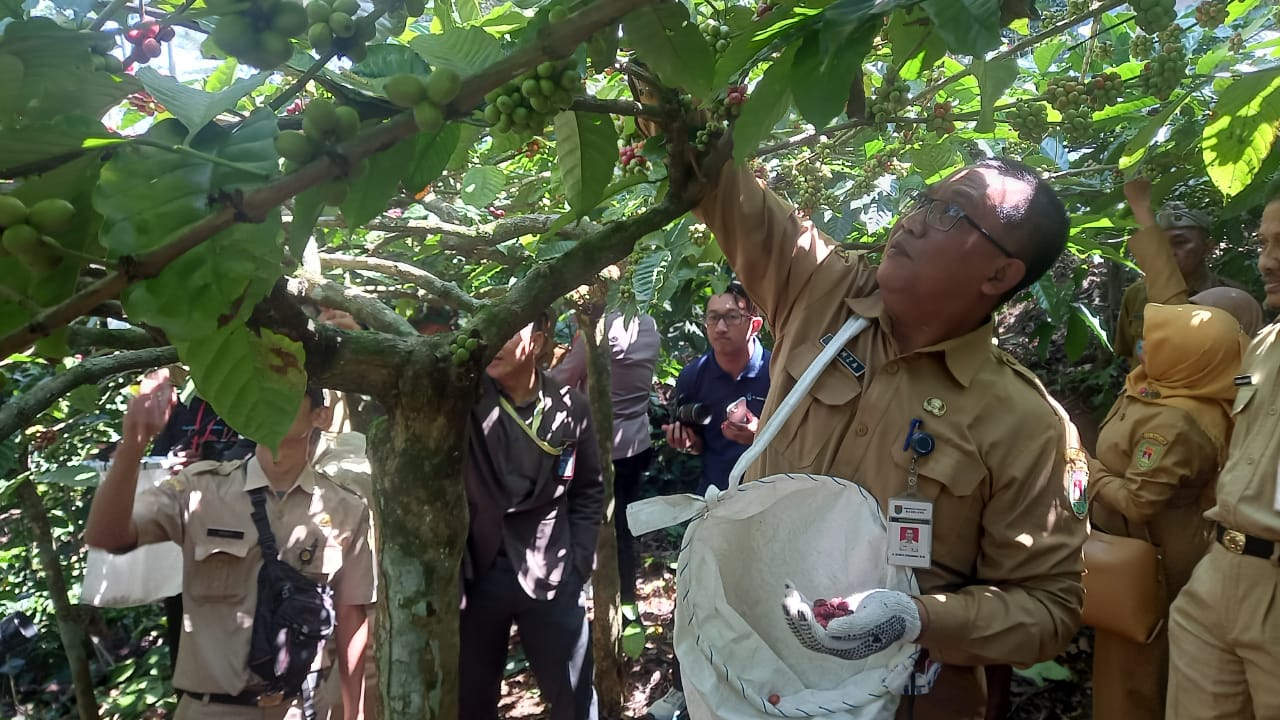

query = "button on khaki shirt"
[[696, 164, 1087, 716], [132, 455, 376, 696]]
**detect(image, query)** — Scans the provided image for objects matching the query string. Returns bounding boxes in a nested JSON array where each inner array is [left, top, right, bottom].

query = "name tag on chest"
[[819, 333, 866, 377], [887, 497, 933, 568]]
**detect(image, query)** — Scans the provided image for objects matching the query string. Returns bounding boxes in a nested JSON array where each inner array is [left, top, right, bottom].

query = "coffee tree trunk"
[[581, 308, 626, 718], [368, 381, 478, 720], [16, 480, 99, 720]]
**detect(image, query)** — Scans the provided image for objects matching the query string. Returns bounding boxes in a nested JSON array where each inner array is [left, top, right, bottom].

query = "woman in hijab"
[[1089, 302, 1245, 720]]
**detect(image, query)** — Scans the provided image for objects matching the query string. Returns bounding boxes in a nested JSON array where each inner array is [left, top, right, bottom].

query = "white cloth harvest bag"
[[629, 316, 919, 720]]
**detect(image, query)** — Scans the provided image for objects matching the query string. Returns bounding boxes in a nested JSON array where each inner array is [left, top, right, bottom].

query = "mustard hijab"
[[1124, 303, 1245, 461]]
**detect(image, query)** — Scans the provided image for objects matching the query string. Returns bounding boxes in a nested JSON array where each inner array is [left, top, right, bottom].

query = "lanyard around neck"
[[498, 395, 561, 456]]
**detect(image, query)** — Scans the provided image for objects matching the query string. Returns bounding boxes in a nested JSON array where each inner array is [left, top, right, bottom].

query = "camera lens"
[[676, 403, 712, 426]]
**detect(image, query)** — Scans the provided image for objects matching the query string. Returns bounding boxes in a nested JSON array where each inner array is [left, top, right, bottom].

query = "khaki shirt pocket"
[[890, 439, 987, 577], [890, 439, 986, 500], [775, 340, 863, 468], [189, 537, 255, 603]]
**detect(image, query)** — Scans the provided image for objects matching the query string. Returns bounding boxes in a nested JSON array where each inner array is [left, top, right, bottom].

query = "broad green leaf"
[[885, 9, 946, 81], [341, 136, 415, 227], [409, 27, 502, 76], [456, 0, 479, 23], [447, 125, 484, 171], [1033, 39, 1067, 74], [434, 0, 456, 29], [790, 23, 872, 129], [0, 115, 123, 177], [732, 49, 796, 162], [95, 111, 279, 255], [175, 326, 307, 450], [587, 26, 621, 72], [621, 622, 645, 659], [622, 4, 715, 100], [349, 43, 432, 80], [907, 142, 962, 181], [632, 248, 672, 305], [136, 67, 271, 143], [405, 123, 462, 192], [0, 19, 136, 122], [286, 187, 326, 261], [1203, 68, 1280, 197], [1072, 302, 1111, 352], [37, 464, 100, 487], [920, 0, 1001, 56], [1119, 88, 1196, 171], [460, 166, 505, 207], [554, 110, 619, 213], [973, 57, 1018, 133], [1064, 307, 1089, 361], [203, 58, 240, 93]]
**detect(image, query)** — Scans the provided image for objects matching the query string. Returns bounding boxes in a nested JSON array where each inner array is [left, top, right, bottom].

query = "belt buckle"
[[257, 691, 286, 707], [1222, 529, 1247, 554]]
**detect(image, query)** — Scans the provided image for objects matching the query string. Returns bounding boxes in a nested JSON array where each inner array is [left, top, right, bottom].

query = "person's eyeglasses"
[[704, 312, 747, 327], [898, 189, 1016, 259]]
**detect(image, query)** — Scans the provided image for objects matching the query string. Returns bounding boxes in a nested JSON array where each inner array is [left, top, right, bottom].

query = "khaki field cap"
[[1157, 202, 1212, 231]]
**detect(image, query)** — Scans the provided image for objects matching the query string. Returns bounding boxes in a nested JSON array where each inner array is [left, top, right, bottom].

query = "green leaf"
[[621, 622, 646, 659], [920, 0, 1001, 56], [790, 23, 871, 129], [885, 9, 946, 80], [1013, 660, 1073, 686], [286, 187, 326, 261], [0, 19, 136, 122], [907, 142, 962, 181], [136, 67, 271, 143], [973, 57, 1018, 133], [1203, 68, 1280, 198], [203, 58, 240, 93], [175, 326, 308, 450], [732, 49, 795, 162], [460, 166, 505, 207], [350, 43, 432, 80], [554, 110, 619, 213], [95, 111, 279, 255], [341, 136, 415, 227], [405, 122, 462, 192], [409, 26, 503, 76], [1072, 302, 1111, 352], [622, 4, 715, 99], [37, 464, 100, 488], [0, 115, 124, 177], [587, 26, 621, 72], [1033, 39, 1067, 74], [1119, 88, 1197, 171], [632, 247, 672, 305]]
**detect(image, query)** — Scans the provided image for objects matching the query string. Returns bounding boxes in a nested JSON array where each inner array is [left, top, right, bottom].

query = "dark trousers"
[[459, 560, 598, 720], [613, 449, 652, 605]]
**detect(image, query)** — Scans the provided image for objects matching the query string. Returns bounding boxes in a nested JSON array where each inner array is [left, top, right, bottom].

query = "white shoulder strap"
[[726, 315, 870, 490]]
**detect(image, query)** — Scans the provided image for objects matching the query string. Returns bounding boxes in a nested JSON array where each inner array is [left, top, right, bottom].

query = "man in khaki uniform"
[[1112, 201, 1248, 364], [695, 159, 1088, 719], [1165, 199, 1280, 719], [86, 379, 376, 720]]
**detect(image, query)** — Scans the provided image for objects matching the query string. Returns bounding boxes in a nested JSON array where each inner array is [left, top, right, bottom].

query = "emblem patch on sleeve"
[[1134, 438, 1166, 471], [1065, 447, 1089, 519]]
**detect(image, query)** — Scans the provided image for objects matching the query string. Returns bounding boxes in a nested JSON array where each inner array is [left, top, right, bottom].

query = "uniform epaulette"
[[182, 458, 244, 476]]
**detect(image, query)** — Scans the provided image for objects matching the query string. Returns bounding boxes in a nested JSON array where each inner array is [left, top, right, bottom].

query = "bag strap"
[[726, 315, 871, 490], [248, 487, 280, 559]]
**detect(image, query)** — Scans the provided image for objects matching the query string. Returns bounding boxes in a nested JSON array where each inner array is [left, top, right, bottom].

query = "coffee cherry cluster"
[[1194, 0, 1227, 29], [754, 2, 773, 18], [306, 0, 377, 62], [1061, 106, 1094, 142], [1066, 0, 1091, 16], [32, 427, 58, 452], [124, 20, 174, 66], [275, 99, 364, 201], [788, 164, 835, 216], [1004, 102, 1050, 143], [694, 119, 727, 151], [1045, 77, 1088, 111], [1136, 28, 1187, 101], [1085, 71, 1124, 108], [383, 68, 462, 133], [618, 142, 649, 175], [869, 78, 910, 125], [126, 90, 166, 116], [1228, 31, 1245, 54], [523, 139, 541, 159], [926, 101, 956, 135], [0, 196, 76, 276], [1133, 0, 1177, 34], [1130, 32, 1154, 60], [447, 331, 482, 366], [700, 19, 731, 54], [481, 60, 580, 139], [812, 598, 853, 629], [210, 0, 309, 68]]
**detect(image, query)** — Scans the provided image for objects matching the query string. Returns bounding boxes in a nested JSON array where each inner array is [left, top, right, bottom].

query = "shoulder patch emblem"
[[1134, 437, 1166, 471], [1141, 432, 1168, 445], [1065, 447, 1089, 519]]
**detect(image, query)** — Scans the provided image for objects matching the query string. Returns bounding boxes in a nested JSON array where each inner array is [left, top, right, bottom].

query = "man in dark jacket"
[[460, 312, 604, 720]]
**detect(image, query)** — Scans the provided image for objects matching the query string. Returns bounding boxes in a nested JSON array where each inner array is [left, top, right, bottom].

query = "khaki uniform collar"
[[243, 454, 318, 495], [845, 293, 993, 388]]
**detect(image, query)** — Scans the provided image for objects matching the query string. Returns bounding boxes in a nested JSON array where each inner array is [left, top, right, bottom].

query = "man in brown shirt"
[[1165, 198, 1280, 719], [460, 313, 604, 720], [695, 159, 1088, 719], [85, 379, 376, 719]]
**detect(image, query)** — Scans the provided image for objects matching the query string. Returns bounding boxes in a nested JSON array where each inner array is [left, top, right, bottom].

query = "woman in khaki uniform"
[[1089, 303, 1244, 720]]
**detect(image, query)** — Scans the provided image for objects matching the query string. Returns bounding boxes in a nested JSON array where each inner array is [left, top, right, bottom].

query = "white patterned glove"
[[782, 582, 922, 661]]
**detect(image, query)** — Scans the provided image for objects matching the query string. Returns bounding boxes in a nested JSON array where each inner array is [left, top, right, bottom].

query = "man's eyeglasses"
[[898, 189, 1016, 259], [704, 312, 748, 327]]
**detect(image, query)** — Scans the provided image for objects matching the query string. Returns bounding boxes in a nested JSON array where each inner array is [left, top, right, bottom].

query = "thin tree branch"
[[0, 0, 658, 359], [284, 275, 418, 336], [0, 347, 177, 440], [319, 253, 482, 312], [67, 325, 161, 351], [569, 96, 660, 117]]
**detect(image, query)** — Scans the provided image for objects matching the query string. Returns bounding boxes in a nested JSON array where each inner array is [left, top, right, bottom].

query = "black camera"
[[0, 612, 37, 658], [675, 403, 712, 426]]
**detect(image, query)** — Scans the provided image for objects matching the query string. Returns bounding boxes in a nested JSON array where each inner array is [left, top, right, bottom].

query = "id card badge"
[[556, 441, 577, 480], [887, 495, 933, 568]]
